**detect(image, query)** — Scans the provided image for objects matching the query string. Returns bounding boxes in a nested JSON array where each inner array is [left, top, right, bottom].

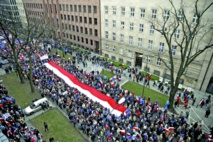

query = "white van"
[[24, 97, 52, 115]]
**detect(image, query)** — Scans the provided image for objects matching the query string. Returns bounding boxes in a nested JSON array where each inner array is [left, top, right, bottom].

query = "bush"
[[141, 71, 150, 76], [114, 61, 122, 67], [151, 74, 159, 81], [121, 64, 128, 69]]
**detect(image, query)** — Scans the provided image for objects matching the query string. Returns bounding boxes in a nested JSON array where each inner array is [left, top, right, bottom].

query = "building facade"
[[23, 0, 101, 53], [100, 0, 213, 92], [0, 0, 27, 25]]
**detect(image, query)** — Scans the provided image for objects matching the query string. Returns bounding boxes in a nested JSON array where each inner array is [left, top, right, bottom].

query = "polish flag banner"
[[120, 130, 126, 135], [44, 61, 127, 115]]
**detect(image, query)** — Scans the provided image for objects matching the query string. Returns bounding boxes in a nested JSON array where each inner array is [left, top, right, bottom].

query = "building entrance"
[[135, 52, 143, 67]]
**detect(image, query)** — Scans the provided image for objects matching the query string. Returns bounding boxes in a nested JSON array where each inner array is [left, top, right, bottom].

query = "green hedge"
[[151, 74, 159, 81], [114, 61, 122, 67], [121, 65, 128, 69]]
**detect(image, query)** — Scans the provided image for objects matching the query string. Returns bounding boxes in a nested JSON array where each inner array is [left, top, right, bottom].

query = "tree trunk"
[[169, 89, 176, 113], [29, 55, 35, 93], [11, 46, 25, 83]]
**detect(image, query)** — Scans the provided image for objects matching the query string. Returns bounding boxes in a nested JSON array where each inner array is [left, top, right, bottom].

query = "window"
[[105, 31, 108, 38], [127, 61, 131, 66], [82, 37, 84, 42], [90, 40, 93, 45], [80, 27, 83, 33], [174, 29, 180, 38], [178, 10, 183, 22], [112, 33, 116, 40], [139, 24, 144, 32], [119, 49, 123, 55], [129, 36, 133, 45], [70, 34, 72, 39], [192, 13, 198, 23], [105, 44, 109, 50], [119, 58, 123, 63], [150, 25, 154, 34], [120, 34, 124, 42], [90, 28, 92, 35], [130, 23, 134, 31], [148, 40, 153, 49], [157, 58, 161, 66], [75, 16, 78, 22], [80, 16, 82, 22], [95, 29, 98, 36], [68, 15, 70, 21], [105, 19, 108, 27], [60, 4, 62, 11], [121, 21, 124, 29], [159, 42, 164, 52], [138, 38, 142, 47], [111, 56, 116, 60], [112, 20, 116, 27], [152, 9, 157, 19], [112, 46, 116, 51], [78, 5, 81, 12], [164, 10, 170, 20], [86, 38, 88, 44], [66, 5, 69, 11], [88, 6, 91, 13], [130, 8, 135, 16], [83, 5, 86, 13], [147, 56, 151, 63], [94, 18, 97, 25], [63, 4, 65, 11], [105, 6, 108, 14], [121, 7, 125, 15], [85, 28, 88, 34], [113, 6, 116, 15], [72, 25, 75, 31], [84, 17, 87, 23], [70, 5, 73, 12], [74, 5, 77, 12], [76, 26, 79, 32], [89, 17, 92, 24], [172, 45, 177, 55], [69, 25, 71, 30], [94, 6, 97, 14], [71, 15, 74, 21], [140, 8, 145, 18], [61, 14, 63, 20]]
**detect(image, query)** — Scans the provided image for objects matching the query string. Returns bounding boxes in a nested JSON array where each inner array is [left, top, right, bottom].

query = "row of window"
[[104, 6, 198, 23], [104, 35, 177, 55], [63, 33, 94, 46], [61, 14, 98, 25], [60, 4, 97, 14], [27, 11, 43, 17], [25, 3, 42, 9], [62, 23, 98, 37], [104, 20, 181, 37]]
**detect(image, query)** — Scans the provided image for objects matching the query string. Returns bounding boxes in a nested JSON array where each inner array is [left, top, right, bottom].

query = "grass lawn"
[[30, 109, 87, 142], [0, 73, 41, 108], [122, 81, 168, 107], [50, 48, 72, 60], [100, 69, 116, 79]]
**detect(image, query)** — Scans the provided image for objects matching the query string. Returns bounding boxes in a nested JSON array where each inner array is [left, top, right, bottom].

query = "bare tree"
[[149, 0, 213, 112]]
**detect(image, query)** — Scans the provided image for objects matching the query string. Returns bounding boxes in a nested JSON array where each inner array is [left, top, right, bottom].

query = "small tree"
[[149, 0, 213, 112]]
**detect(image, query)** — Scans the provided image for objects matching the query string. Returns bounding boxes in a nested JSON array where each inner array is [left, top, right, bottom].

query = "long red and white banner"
[[44, 61, 127, 115]]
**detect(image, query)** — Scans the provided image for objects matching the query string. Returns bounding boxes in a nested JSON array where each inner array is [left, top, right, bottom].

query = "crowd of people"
[[1, 36, 213, 142]]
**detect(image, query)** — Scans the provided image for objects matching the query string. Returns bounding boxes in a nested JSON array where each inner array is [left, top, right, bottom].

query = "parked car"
[[24, 97, 52, 115]]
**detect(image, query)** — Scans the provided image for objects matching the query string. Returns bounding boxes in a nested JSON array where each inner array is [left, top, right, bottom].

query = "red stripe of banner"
[[48, 61, 127, 113]]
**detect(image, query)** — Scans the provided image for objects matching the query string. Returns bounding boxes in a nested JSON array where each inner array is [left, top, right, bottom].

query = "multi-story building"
[[23, 0, 101, 53], [100, 0, 213, 92], [0, 0, 27, 25]]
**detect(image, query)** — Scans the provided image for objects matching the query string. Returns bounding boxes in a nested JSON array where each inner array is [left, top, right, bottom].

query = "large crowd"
[[1, 37, 213, 142]]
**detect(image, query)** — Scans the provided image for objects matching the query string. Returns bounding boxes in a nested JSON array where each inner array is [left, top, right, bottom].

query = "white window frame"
[[120, 34, 124, 42], [112, 20, 116, 27], [105, 19, 108, 27], [178, 10, 183, 22], [130, 7, 135, 17], [121, 7, 125, 16], [152, 9, 157, 19], [150, 25, 154, 34], [129, 36, 133, 45], [105, 44, 108, 50], [138, 38, 142, 47], [112, 32, 116, 40], [159, 42, 164, 52], [112, 46, 116, 51], [156, 58, 161, 66], [174, 29, 180, 38], [147, 56, 151, 63], [105, 31, 108, 39], [163, 10, 170, 20], [139, 24, 144, 32], [172, 45, 177, 55], [192, 13, 198, 23], [105, 6, 108, 14], [130, 23, 134, 31], [148, 40, 153, 49], [121, 21, 125, 29], [140, 8, 145, 18], [113, 6, 116, 15]]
